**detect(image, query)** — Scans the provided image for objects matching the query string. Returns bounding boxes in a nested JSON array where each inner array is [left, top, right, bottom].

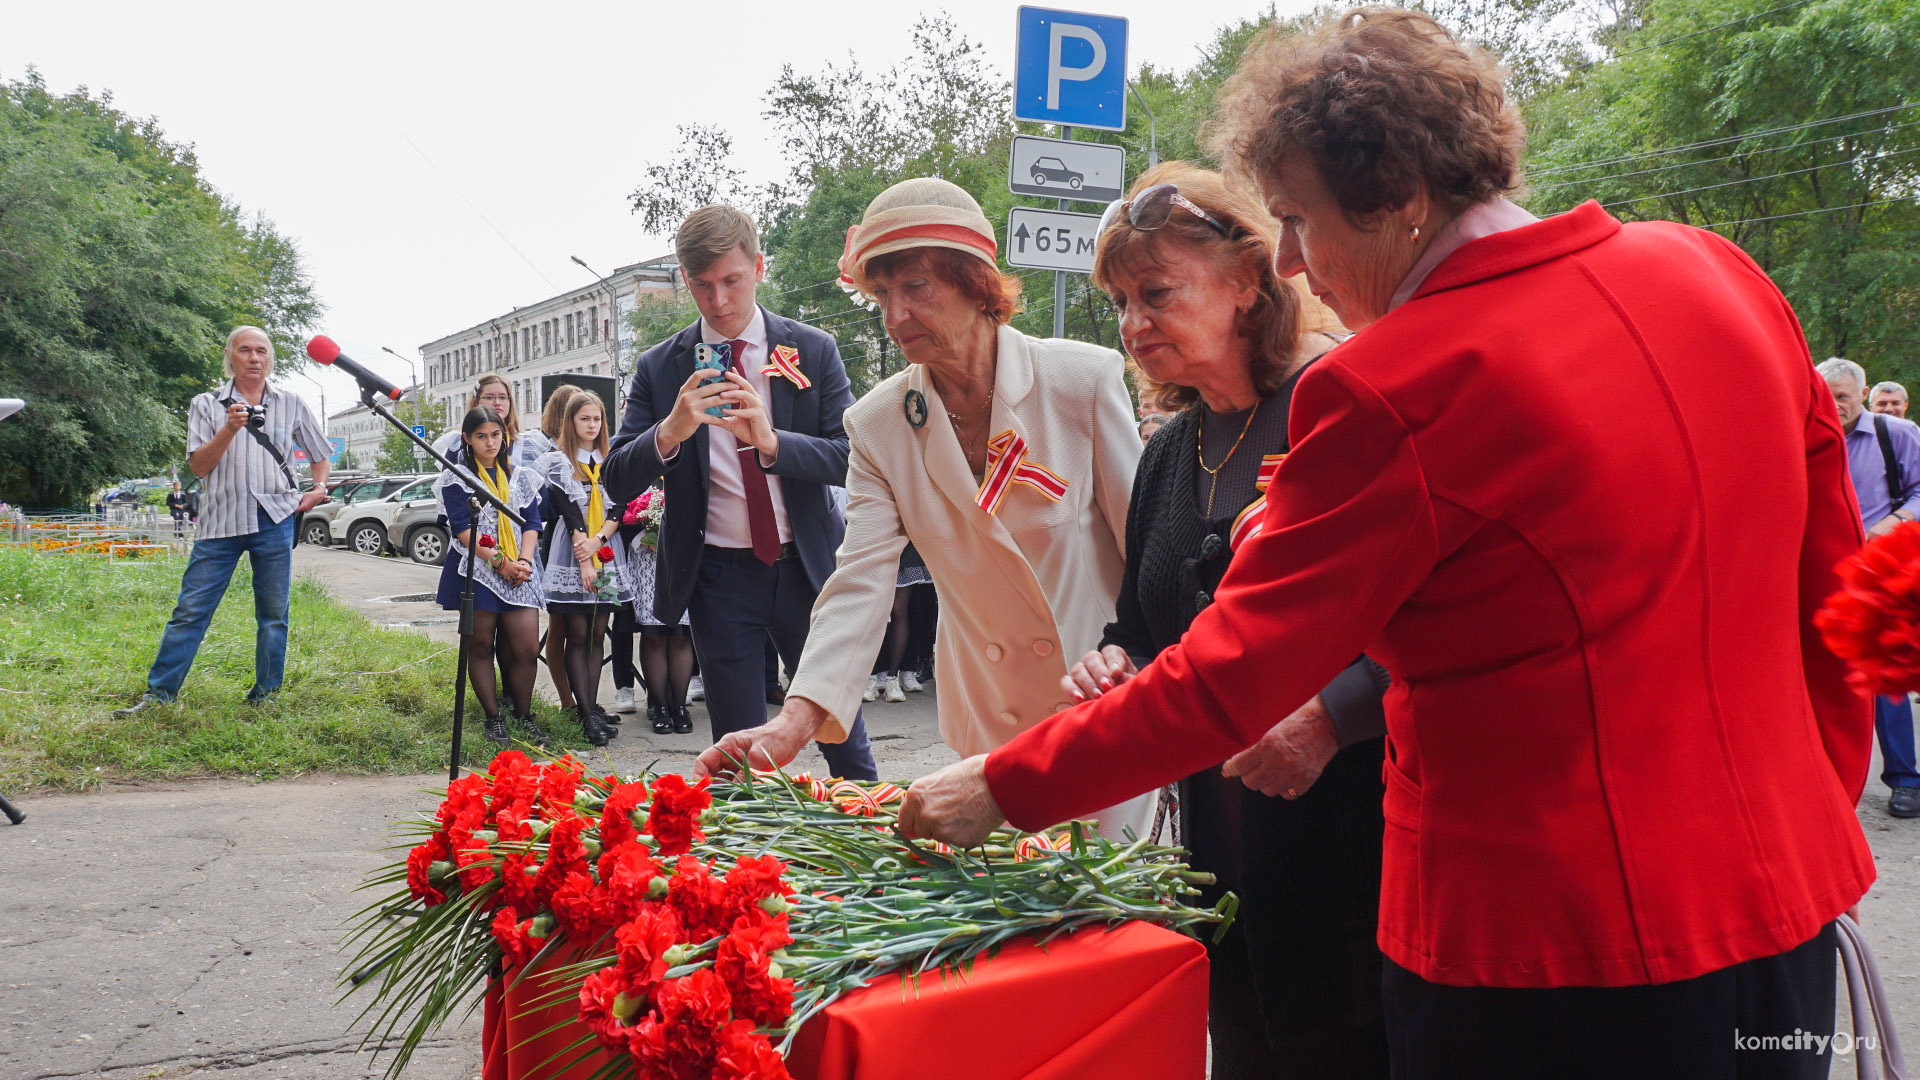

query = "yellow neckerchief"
[[471, 462, 517, 563], [579, 459, 606, 567]]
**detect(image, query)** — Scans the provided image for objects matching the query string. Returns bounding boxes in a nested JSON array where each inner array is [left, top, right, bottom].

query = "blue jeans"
[[145, 507, 295, 701], [1876, 693, 1919, 790]]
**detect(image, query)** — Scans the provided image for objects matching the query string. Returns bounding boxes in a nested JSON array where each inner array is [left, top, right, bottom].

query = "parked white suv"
[[331, 474, 435, 555]]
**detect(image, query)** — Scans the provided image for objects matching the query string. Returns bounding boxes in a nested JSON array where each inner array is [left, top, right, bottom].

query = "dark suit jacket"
[[607, 304, 854, 623]]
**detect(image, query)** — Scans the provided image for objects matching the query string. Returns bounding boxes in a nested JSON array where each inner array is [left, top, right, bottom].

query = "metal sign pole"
[[1054, 124, 1072, 340]]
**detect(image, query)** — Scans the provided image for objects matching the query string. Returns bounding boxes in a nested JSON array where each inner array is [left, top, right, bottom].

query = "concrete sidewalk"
[[3, 545, 1915, 1077]]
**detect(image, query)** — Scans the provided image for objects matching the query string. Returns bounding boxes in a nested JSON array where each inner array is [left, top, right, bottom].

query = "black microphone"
[[305, 335, 403, 401]]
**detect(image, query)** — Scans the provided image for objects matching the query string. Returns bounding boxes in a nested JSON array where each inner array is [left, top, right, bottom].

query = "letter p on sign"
[[1014, 7, 1128, 132], [1047, 23, 1106, 109]]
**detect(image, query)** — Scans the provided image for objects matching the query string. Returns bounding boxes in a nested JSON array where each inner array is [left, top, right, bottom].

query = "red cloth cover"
[[482, 922, 1206, 1080]]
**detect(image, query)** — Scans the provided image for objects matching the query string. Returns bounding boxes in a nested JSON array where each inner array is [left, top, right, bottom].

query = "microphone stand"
[[356, 386, 525, 782]]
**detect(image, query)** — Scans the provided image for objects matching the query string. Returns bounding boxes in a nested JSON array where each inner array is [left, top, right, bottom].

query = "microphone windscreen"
[[305, 335, 342, 364]]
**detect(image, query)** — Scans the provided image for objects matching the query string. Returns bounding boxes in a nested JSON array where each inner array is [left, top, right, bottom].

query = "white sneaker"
[[882, 674, 906, 703], [863, 675, 882, 702], [688, 675, 705, 703], [612, 687, 637, 714], [901, 670, 923, 693]]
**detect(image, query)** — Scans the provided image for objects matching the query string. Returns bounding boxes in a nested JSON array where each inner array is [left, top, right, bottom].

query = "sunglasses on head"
[[1099, 184, 1233, 239]]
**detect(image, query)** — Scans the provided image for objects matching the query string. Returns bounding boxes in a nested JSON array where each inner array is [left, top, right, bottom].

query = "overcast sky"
[[2, 0, 1305, 419]]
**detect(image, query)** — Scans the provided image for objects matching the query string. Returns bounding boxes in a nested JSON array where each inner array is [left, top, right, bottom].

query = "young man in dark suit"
[[607, 205, 877, 779]]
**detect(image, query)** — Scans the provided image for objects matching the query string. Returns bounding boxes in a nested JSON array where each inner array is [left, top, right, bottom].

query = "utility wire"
[[1606, 0, 1816, 60], [1532, 118, 1920, 193], [391, 125, 562, 294], [1599, 146, 1920, 209], [1530, 104, 1917, 177], [1702, 196, 1914, 229]]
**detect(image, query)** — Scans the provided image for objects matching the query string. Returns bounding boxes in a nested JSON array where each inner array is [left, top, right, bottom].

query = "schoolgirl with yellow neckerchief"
[[433, 404, 550, 749], [534, 392, 635, 746]]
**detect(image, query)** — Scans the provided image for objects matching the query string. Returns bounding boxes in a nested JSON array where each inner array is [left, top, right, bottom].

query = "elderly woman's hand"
[[695, 697, 829, 778], [1062, 645, 1138, 702], [897, 756, 1005, 848], [1220, 694, 1340, 799]]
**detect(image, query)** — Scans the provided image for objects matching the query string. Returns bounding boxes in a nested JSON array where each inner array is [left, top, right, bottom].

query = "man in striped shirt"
[[116, 327, 331, 715]]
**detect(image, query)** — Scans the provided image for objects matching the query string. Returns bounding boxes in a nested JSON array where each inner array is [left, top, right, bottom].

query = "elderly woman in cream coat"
[[696, 177, 1153, 839]]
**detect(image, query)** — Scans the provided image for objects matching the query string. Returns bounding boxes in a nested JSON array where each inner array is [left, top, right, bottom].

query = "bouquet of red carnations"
[[342, 750, 1229, 1080]]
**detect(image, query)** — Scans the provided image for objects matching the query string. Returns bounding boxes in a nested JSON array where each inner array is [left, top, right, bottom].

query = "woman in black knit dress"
[[1066, 163, 1390, 1079]]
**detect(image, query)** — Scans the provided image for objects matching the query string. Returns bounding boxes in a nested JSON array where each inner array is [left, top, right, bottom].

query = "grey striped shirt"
[[187, 381, 329, 540]]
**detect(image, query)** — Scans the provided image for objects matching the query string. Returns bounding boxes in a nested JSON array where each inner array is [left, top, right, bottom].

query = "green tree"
[[0, 72, 322, 506], [374, 397, 445, 473], [1522, 0, 1920, 379]]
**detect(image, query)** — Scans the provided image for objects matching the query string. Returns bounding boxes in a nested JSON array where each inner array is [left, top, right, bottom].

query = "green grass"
[[0, 546, 600, 791]]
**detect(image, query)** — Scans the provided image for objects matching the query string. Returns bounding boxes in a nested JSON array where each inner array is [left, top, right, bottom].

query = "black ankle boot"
[[650, 704, 672, 735], [482, 714, 510, 746], [516, 710, 550, 747], [670, 704, 694, 735], [580, 706, 612, 747]]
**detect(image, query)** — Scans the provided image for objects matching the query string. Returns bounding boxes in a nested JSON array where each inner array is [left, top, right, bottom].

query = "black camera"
[[222, 393, 267, 431]]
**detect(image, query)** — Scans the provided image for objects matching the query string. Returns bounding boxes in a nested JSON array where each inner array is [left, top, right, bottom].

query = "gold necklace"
[[943, 385, 995, 427], [1197, 400, 1261, 517]]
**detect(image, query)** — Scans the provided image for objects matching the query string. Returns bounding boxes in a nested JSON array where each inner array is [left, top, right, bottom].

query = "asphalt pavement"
[[1, 545, 1913, 1078]]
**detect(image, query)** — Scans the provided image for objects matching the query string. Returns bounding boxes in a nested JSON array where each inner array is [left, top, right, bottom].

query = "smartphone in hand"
[[694, 343, 732, 418]]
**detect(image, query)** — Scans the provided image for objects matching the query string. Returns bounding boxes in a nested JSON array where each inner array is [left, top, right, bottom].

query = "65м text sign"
[[1005, 206, 1104, 274]]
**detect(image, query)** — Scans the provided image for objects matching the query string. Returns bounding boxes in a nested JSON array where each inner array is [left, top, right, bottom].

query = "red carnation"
[[666, 855, 731, 941], [1817, 522, 1920, 695], [530, 816, 589, 908], [721, 855, 793, 927], [597, 544, 617, 563], [405, 832, 452, 906], [580, 962, 653, 1048], [613, 904, 684, 987], [599, 780, 649, 853], [454, 839, 497, 892], [714, 916, 795, 1027], [537, 755, 586, 820], [652, 968, 736, 1051], [490, 906, 543, 968], [549, 869, 611, 940], [601, 843, 667, 924], [645, 774, 711, 856], [498, 852, 542, 911], [477, 534, 496, 549], [715, 1019, 795, 1080]]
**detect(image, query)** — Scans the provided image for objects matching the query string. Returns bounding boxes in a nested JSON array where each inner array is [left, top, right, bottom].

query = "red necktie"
[[729, 338, 781, 565]]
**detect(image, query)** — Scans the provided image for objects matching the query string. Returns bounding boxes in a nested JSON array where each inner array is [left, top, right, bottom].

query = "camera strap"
[[219, 384, 299, 490]]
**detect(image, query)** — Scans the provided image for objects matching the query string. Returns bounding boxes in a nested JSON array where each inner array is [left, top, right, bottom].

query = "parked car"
[[1030, 156, 1084, 189], [387, 488, 450, 566], [332, 474, 435, 555], [294, 472, 372, 545], [304, 475, 416, 547]]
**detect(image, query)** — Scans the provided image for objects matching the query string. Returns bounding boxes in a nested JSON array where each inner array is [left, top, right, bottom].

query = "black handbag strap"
[[1873, 413, 1907, 510]]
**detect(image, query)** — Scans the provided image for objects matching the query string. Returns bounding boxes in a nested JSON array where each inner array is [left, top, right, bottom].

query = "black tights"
[[557, 606, 611, 715], [469, 608, 538, 718], [880, 585, 916, 675], [640, 634, 695, 712]]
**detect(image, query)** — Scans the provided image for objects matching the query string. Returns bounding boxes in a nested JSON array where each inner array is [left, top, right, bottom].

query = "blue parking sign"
[[411, 424, 426, 438], [1014, 7, 1128, 132]]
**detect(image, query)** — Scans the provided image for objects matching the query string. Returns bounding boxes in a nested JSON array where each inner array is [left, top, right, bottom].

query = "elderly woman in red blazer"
[[898, 9, 1876, 1078]]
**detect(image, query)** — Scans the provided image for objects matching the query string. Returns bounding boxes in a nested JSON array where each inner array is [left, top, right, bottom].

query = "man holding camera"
[[116, 327, 330, 715]]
